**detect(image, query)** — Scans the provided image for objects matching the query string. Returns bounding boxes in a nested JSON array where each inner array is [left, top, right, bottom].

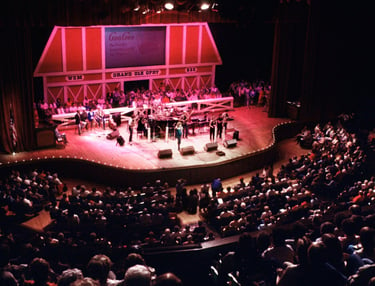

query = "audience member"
[[122, 265, 151, 286], [153, 272, 182, 286]]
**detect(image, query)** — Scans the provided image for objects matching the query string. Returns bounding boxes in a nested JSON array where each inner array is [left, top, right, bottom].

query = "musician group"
[[76, 102, 230, 147], [127, 106, 230, 144]]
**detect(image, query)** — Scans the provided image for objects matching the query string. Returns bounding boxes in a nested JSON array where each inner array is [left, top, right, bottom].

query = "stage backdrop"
[[34, 23, 222, 104]]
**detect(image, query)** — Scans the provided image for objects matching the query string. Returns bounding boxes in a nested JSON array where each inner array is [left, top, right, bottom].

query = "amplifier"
[[224, 139, 237, 148], [158, 149, 173, 159], [180, 146, 195, 155], [204, 142, 218, 152]]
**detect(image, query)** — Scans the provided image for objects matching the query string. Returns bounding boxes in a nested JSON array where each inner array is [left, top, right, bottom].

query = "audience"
[[153, 272, 182, 286], [37, 86, 223, 119], [1, 112, 374, 286], [122, 264, 151, 286], [57, 268, 83, 286], [0, 243, 18, 286]]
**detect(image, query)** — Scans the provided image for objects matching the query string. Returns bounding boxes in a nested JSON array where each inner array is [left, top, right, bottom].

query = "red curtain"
[[268, 3, 308, 118], [0, 26, 35, 153]]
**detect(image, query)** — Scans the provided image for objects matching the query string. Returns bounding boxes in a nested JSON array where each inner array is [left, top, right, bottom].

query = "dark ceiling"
[[1, 0, 285, 27]]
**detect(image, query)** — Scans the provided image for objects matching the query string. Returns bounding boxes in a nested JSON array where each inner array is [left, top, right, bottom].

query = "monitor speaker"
[[224, 139, 237, 148], [204, 142, 218, 152], [180, 146, 195, 155], [158, 149, 173, 159]]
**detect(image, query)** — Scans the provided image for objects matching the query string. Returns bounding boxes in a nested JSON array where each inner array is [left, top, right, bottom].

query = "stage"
[[0, 106, 300, 187]]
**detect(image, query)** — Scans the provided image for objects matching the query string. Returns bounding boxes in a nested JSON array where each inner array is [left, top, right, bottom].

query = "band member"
[[175, 121, 183, 151], [142, 116, 149, 137], [74, 110, 81, 135], [80, 109, 89, 131], [74, 110, 88, 135], [137, 115, 144, 136], [54, 125, 68, 144], [87, 110, 95, 130], [180, 111, 189, 138], [95, 107, 105, 129], [217, 114, 223, 139], [128, 114, 136, 145], [221, 112, 229, 133], [209, 116, 216, 142]]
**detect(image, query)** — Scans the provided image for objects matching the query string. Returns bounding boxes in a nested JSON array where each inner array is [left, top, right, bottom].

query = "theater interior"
[[1, 1, 375, 286]]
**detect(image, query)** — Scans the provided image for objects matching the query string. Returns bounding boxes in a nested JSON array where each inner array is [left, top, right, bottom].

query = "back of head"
[[256, 231, 271, 253], [86, 254, 112, 285], [123, 264, 151, 286], [271, 226, 286, 247], [321, 233, 343, 265], [295, 236, 312, 265], [320, 221, 336, 236], [71, 277, 100, 286], [351, 215, 364, 234], [364, 214, 375, 229], [0, 244, 11, 267], [153, 273, 182, 286], [58, 268, 84, 286], [238, 232, 257, 258], [369, 277, 375, 286], [29, 257, 51, 284], [308, 241, 327, 266], [124, 253, 146, 273], [360, 227, 375, 250], [349, 204, 362, 215], [220, 252, 236, 275], [341, 217, 356, 236]]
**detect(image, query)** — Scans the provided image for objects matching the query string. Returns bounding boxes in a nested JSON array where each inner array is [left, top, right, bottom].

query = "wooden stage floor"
[[0, 106, 292, 171]]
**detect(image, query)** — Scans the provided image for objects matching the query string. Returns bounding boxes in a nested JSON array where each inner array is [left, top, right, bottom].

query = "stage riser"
[[0, 145, 276, 189], [1, 117, 304, 189]]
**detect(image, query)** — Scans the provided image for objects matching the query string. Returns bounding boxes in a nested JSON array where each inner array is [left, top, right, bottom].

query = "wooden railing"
[[51, 97, 234, 128]]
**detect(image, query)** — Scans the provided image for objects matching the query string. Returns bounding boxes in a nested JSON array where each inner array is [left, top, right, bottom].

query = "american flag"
[[9, 105, 17, 151]]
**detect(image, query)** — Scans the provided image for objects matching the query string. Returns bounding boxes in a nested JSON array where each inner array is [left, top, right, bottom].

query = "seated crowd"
[[227, 79, 271, 108], [209, 116, 375, 285], [0, 169, 63, 219], [36, 78, 271, 125], [206, 117, 368, 237], [212, 173, 375, 286], [36, 85, 222, 120], [1, 113, 375, 286]]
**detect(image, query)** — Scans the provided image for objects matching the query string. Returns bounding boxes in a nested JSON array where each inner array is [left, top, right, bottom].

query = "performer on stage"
[[128, 114, 136, 145], [95, 107, 105, 129], [175, 121, 183, 151], [180, 111, 189, 138], [221, 112, 229, 133], [209, 116, 216, 142], [217, 114, 223, 139], [74, 110, 81, 135], [137, 114, 148, 137], [87, 110, 95, 130]]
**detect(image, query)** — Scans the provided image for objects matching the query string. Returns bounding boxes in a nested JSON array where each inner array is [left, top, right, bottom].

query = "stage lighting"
[[134, 3, 140, 11], [211, 2, 219, 11], [164, 0, 174, 10], [200, 1, 210, 10]]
